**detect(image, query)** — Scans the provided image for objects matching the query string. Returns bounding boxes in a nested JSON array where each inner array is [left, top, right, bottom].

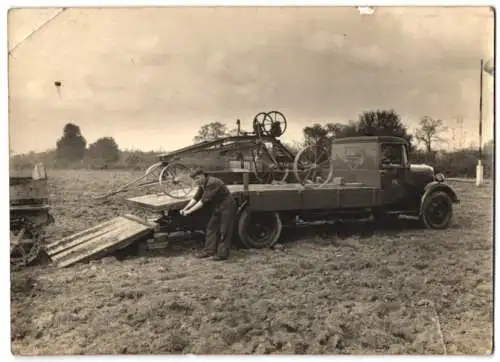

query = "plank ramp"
[[45, 214, 155, 268]]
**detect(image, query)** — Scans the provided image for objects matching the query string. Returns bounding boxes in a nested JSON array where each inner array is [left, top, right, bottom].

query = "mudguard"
[[236, 200, 249, 220], [419, 181, 459, 216]]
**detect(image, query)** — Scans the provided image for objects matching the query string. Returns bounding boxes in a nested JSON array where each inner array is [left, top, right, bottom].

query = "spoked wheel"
[[421, 191, 453, 229], [158, 163, 196, 199], [237, 208, 282, 249], [145, 161, 163, 177], [252, 112, 270, 137], [262, 111, 287, 137], [250, 144, 290, 184], [293, 144, 333, 186], [10, 219, 43, 268], [93, 161, 165, 199]]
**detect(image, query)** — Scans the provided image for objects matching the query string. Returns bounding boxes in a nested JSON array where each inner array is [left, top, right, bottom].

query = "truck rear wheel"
[[421, 191, 453, 229], [237, 208, 282, 249]]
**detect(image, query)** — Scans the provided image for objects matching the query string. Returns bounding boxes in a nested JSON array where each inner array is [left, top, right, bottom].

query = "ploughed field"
[[11, 170, 493, 355]]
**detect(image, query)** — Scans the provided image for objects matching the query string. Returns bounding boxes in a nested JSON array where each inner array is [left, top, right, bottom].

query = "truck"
[[126, 135, 460, 249], [45, 135, 459, 267]]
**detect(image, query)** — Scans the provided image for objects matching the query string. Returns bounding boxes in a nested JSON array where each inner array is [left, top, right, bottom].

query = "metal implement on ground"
[[10, 163, 54, 268], [48, 134, 460, 267]]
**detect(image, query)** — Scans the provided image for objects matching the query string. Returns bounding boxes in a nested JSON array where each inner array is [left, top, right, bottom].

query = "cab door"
[[379, 143, 410, 207]]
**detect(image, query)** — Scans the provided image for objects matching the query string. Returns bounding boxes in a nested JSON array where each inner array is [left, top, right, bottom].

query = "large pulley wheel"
[[237, 207, 282, 249], [263, 111, 287, 137], [252, 112, 269, 137], [158, 163, 196, 199], [252, 111, 287, 138], [10, 219, 43, 267], [293, 144, 333, 186]]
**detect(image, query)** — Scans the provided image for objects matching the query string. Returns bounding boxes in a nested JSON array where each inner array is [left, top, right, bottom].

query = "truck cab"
[[332, 136, 459, 229]]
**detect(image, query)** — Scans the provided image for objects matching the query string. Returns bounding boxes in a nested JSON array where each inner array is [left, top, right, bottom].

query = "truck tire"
[[237, 208, 282, 249], [421, 191, 453, 229]]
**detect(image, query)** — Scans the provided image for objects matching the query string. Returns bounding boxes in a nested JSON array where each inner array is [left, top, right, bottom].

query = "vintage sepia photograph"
[[8, 4, 494, 355]]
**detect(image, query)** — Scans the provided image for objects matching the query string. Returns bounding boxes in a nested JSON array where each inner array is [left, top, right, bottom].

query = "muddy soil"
[[10, 171, 494, 355]]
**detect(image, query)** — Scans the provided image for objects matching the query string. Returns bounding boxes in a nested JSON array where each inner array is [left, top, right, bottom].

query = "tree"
[[303, 123, 330, 147], [356, 110, 414, 149], [193, 122, 229, 143], [415, 116, 447, 152], [302, 121, 357, 149], [326, 121, 359, 138], [55, 122, 86, 164], [86, 137, 121, 166], [484, 139, 494, 156]]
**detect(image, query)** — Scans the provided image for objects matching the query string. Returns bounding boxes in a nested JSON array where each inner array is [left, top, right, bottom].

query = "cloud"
[[8, 7, 494, 153]]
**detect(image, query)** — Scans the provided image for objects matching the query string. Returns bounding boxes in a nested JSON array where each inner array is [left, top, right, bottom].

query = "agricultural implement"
[[10, 163, 54, 268], [45, 135, 460, 268], [94, 111, 324, 201]]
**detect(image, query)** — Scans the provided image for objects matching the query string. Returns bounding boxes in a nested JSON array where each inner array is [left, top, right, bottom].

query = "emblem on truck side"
[[344, 146, 365, 169]]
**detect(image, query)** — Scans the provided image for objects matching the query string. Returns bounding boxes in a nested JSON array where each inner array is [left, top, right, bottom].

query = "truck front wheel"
[[237, 208, 282, 249], [421, 191, 453, 229]]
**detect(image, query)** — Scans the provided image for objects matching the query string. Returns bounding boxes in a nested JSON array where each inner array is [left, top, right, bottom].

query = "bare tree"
[[415, 116, 447, 152]]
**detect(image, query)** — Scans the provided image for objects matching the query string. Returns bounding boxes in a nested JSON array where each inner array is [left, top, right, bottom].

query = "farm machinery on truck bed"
[[44, 134, 460, 268], [10, 163, 54, 268], [95, 111, 307, 200]]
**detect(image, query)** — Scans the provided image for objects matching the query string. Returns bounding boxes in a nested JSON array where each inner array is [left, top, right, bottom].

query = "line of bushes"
[[10, 147, 493, 179], [410, 148, 494, 179]]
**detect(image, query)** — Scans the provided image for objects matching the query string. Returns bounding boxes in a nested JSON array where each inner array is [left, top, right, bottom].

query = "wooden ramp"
[[45, 214, 155, 268]]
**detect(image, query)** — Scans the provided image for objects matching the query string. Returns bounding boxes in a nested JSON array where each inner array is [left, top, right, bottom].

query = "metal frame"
[[95, 111, 299, 200]]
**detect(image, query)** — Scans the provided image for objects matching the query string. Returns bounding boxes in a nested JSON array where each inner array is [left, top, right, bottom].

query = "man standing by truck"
[[180, 168, 237, 261]]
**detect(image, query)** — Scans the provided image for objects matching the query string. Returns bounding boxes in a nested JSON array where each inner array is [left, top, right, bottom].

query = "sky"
[[8, 6, 495, 154]]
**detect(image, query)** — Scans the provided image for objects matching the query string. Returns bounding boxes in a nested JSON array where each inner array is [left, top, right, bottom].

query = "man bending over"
[[180, 168, 237, 261]]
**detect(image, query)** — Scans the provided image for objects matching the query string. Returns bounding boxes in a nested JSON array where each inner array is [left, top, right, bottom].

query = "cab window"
[[380, 143, 404, 167]]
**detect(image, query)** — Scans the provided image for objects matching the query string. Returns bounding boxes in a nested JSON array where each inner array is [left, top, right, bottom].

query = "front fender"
[[419, 181, 460, 216]]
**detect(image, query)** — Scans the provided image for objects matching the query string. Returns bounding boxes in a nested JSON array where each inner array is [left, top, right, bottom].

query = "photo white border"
[[2, 1, 497, 361]]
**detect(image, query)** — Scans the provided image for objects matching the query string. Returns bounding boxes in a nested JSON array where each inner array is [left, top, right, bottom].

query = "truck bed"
[[126, 183, 384, 212]]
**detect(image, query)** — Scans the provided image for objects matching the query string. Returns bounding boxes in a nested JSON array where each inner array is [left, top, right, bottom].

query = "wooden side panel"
[[126, 183, 384, 212], [45, 214, 155, 268], [300, 188, 339, 210], [337, 188, 383, 208], [248, 187, 384, 211], [246, 189, 303, 211]]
